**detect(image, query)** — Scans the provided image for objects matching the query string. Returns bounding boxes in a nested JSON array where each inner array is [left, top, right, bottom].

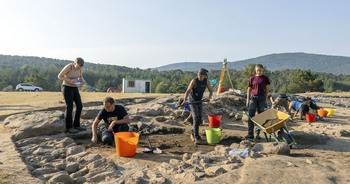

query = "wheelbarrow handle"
[[243, 111, 253, 119]]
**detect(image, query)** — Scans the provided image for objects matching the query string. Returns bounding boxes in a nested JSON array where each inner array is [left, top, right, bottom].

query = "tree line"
[[1, 62, 350, 94]]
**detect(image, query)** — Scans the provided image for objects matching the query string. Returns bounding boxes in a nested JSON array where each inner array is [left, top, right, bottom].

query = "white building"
[[122, 78, 152, 93]]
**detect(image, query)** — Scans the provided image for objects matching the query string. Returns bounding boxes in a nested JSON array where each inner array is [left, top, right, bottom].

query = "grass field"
[[0, 92, 168, 117], [1, 91, 349, 118]]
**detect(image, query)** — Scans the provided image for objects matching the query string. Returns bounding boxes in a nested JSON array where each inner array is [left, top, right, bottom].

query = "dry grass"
[[297, 92, 350, 97], [0, 92, 168, 117]]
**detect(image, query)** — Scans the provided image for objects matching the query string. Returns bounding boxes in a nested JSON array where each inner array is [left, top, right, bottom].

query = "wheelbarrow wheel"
[[278, 130, 292, 145]]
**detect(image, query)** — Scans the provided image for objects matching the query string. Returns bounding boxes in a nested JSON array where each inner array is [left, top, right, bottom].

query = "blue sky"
[[0, 0, 349, 69]]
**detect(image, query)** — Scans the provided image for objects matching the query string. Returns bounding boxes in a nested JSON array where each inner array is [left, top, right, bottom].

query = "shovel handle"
[[138, 122, 154, 134]]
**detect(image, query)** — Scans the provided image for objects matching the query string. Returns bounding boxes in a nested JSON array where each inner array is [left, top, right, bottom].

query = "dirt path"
[[0, 127, 44, 184]]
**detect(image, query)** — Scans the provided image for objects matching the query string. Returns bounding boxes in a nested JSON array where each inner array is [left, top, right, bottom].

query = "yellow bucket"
[[325, 108, 335, 116]]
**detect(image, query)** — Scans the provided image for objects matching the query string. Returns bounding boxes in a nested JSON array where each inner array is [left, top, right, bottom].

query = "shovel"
[[141, 136, 162, 154], [164, 100, 208, 110]]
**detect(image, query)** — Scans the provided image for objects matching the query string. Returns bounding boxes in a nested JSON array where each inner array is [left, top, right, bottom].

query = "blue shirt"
[[292, 101, 303, 111]]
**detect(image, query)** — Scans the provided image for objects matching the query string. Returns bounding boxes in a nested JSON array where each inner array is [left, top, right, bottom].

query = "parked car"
[[87, 86, 99, 92], [16, 83, 43, 92], [107, 87, 122, 93]]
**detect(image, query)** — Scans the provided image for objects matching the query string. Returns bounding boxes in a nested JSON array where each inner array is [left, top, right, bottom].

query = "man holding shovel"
[[182, 68, 213, 144], [91, 97, 130, 145]]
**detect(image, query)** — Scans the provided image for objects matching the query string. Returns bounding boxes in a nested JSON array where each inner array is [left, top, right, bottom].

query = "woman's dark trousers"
[[62, 85, 82, 129]]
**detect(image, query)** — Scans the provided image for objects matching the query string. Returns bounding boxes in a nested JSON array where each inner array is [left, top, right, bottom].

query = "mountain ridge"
[[155, 52, 350, 75]]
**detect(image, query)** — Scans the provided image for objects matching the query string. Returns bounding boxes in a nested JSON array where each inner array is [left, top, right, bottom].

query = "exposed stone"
[[58, 137, 75, 147], [182, 153, 191, 161], [155, 116, 167, 122], [230, 143, 241, 149], [174, 172, 198, 182], [32, 168, 55, 177], [239, 140, 254, 149], [214, 145, 231, 154], [146, 171, 163, 179], [191, 151, 206, 159], [47, 171, 72, 184], [33, 147, 51, 155], [229, 155, 243, 163], [74, 176, 87, 184], [306, 159, 313, 164], [132, 170, 148, 179], [87, 171, 120, 183], [52, 148, 66, 159], [81, 109, 100, 119], [149, 176, 167, 184], [66, 163, 79, 174], [3, 111, 66, 141], [169, 159, 182, 167], [235, 113, 243, 120], [205, 166, 227, 176], [252, 142, 290, 155], [87, 158, 107, 170], [121, 162, 148, 170], [291, 131, 329, 145], [42, 155, 55, 162], [55, 163, 66, 171], [66, 146, 85, 156], [156, 162, 177, 175]]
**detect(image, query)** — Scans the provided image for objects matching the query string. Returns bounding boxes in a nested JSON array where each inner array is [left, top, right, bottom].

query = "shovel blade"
[[164, 103, 179, 110]]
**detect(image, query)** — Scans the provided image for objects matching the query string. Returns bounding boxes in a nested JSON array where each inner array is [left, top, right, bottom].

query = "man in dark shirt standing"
[[246, 64, 270, 139], [91, 97, 130, 145]]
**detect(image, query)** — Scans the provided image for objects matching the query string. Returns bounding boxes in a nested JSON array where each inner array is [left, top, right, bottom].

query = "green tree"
[[24, 73, 49, 90], [287, 69, 323, 93]]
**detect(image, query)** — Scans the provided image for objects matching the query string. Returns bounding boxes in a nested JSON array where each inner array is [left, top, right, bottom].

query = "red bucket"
[[306, 113, 316, 123], [208, 115, 222, 128]]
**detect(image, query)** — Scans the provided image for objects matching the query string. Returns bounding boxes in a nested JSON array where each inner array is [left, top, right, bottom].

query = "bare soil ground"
[[0, 92, 168, 118], [1, 92, 350, 183], [76, 127, 243, 170]]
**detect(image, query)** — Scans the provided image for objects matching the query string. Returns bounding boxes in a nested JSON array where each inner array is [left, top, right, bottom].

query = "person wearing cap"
[[246, 64, 270, 140], [270, 93, 293, 119], [91, 97, 130, 146], [182, 68, 213, 144]]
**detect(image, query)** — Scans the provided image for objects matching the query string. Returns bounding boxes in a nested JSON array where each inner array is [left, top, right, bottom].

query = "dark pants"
[[299, 103, 309, 119], [190, 103, 203, 139], [248, 95, 266, 136], [102, 124, 129, 145], [62, 85, 82, 129]]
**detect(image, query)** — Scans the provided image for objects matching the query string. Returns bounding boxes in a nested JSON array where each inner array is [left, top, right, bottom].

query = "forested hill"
[[0, 55, 135, 73], [155, 53, 350, 75]]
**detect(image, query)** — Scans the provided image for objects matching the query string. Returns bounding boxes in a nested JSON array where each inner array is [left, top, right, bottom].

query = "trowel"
[[141, 136, 162, 154]]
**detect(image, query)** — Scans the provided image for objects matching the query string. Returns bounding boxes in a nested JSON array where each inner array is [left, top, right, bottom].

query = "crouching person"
[[91, 97, 130, 145]]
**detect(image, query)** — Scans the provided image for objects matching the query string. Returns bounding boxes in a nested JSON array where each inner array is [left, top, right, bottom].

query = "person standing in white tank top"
[[58, 57, 87, 134]]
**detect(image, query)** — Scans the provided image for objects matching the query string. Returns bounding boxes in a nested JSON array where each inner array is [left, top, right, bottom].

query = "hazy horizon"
[[1, 0, 349, 69]]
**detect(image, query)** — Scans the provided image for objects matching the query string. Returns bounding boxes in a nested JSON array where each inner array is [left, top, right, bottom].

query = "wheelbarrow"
[[244, 109, 295, 147]]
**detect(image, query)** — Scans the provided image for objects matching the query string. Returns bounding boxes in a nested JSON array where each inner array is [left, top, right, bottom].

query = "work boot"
[[190, 134, 195, 142], [244, 134, 254, 139], [255, 134, 261, 140], [194, 137, 203, 145], [67, 128, 79, 134], [75, 126, 87, 131]]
